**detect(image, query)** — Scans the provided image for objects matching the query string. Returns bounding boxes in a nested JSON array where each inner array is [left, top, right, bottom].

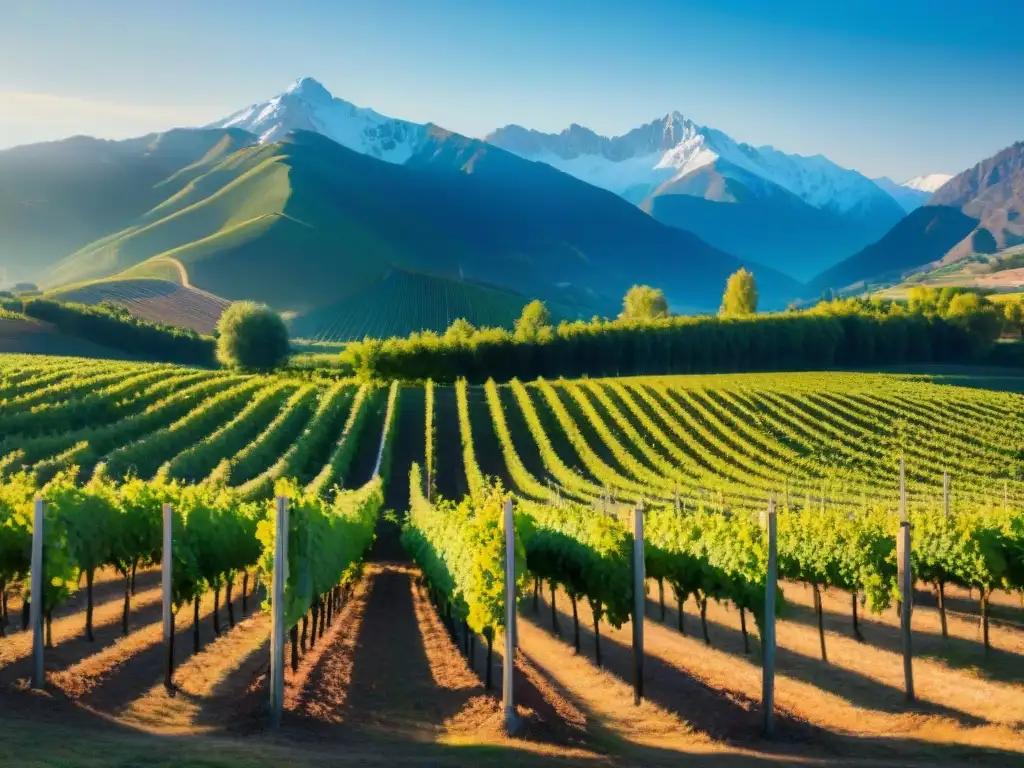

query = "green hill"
[[287, 267, 596, 342], [48, 277, 229, 335], [0, 129, 255, 283], [7, 128, 803, 329], [808, 205, 979, 294]]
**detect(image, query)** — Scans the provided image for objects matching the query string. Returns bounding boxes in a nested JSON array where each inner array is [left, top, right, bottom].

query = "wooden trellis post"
[[269, 496, 289, 727], [503, 499, 518, 733], [762, 498, 777, 738], [30, 497, 44, 690], [632, 505, 645, 705], [898, 459, 914, 701], [162, 502, 173, 689]]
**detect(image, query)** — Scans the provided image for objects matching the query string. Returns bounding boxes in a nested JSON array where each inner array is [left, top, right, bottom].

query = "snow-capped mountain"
[[903, 174, 953, 193], [209, 77, 427, 164], [486, 115, 906, 281], [872, 177, 931, 213], [485, 115, 901, 218], [872, 174, 954, 213], [207, 78, 905, 281]]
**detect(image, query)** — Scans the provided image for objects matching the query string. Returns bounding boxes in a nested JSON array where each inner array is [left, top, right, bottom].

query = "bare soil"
[[2, 547, 1022, 767]]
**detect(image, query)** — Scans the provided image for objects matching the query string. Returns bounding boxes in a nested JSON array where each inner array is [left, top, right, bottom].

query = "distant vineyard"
[[49, 279, 230, 335], [288, 269, 553, 342], [1, 354, 1022, 752], [1, 357, 1020, 509]]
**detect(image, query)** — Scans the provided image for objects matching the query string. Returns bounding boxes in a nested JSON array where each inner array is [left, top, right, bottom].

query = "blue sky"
[[2, 0, 1021, 180]]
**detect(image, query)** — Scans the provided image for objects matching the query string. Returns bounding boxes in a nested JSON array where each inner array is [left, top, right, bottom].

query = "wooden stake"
[[30, 497, 44, 690], [269, 496, 289, 728], [898, 519, 914, 701], [763, 499, 777, 738], [162, 503, 173, 689], [502, 499, 517, 734], [632, 505, 645, 705]]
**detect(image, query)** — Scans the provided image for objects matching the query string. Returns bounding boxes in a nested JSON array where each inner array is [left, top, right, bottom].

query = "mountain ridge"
[[3, 122, 802, 334], [485, 110, 906, 281]]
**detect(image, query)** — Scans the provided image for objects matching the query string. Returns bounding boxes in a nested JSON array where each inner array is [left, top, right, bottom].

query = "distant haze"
[[1, 0, 1022, 180]]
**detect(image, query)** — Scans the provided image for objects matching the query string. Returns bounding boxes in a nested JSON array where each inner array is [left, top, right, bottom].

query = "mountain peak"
[[902, 173, 953, 193], [209, 79, 425, 163], [284, 76, 333, 103]]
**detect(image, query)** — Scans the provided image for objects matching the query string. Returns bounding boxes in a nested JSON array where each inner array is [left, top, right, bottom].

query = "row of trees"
[[23, 299, 216, 366], [339, 272, 1012, 383], [11, 297, 292, 372]]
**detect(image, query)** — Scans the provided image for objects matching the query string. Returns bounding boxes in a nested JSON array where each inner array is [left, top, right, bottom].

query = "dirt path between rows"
[[519, 580, 1024, 765]]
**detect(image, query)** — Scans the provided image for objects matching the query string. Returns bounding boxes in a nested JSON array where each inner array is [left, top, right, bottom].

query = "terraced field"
[[48, 278, 230, 334], [1, 354, 1022, 766]]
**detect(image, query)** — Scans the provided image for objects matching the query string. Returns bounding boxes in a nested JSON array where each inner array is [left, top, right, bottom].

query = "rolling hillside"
[[0, 129, 256, 284], [930, 141, 1024, 257], [49, 277, 230, 335], [286, 268, 594, 342], [11, 128, 801, 329], [809, 205, 979, 293]]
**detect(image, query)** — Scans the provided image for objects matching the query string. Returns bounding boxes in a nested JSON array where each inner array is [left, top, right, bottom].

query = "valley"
[[3, 7, 1023, 765], [0, 357, 1022, 766]]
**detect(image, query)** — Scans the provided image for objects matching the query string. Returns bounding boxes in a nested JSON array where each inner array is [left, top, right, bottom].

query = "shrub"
[[216, 301, 290, 372], [23, 298, 214, 365]]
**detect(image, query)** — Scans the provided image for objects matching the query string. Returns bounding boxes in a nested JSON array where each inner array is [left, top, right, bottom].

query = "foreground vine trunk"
[[212, 586, 221, 635], [697, 595, 710, 645], [550, 581, 560, 636], [122, 573, 131, 636], [813, 583, 828, 662], [485, 629, 493, 690], [570, 593, 580, 653], [936, 581, 948, 638], [980, 588, 991, 652], [739, 607, 749, 653], [193, 596, 201, 653], [852, 592, 864, 642], [85, 568, 96, 642]]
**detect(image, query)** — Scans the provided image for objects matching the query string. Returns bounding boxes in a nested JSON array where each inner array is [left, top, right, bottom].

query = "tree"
[[720, 269, 758, 317], [215, 302, 290, 372], [620, 285, 669, 322], [945, 292, 1002, 350], [514, 300, 553, 341], [1003, 299, 1024, 337], [444, 318, 476, 344], [907, 286, 939, 314]]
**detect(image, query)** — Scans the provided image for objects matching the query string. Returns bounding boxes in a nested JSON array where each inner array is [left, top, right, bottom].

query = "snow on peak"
[[209, 78, 425, 164], [487, 114, 893, 214], [902, 173, 953, 193], [285, 76, 333, 103]]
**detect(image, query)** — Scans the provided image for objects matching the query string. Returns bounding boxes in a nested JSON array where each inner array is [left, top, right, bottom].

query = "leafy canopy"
[[216, 301, 290, 372], [444, 318, 477, 344], [514, 300, 554, 341], [620, 285, 669, 322], [720, 268, 758, 317]]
